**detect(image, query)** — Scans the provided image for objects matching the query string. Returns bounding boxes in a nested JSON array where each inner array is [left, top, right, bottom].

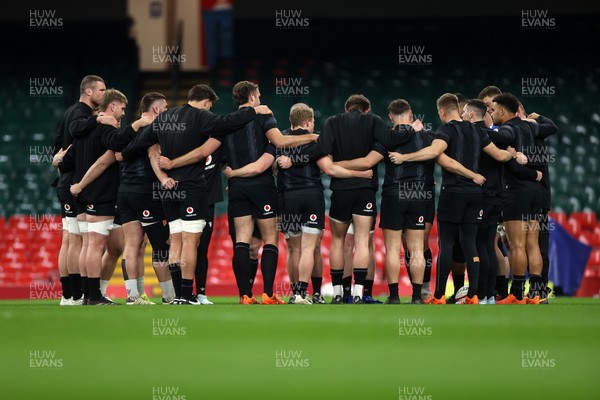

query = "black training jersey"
[[119, 125, 156, 194], [494, 116, 546, 193], [496, 115, 556, 205], [382, 125, 435, 196], [205, 146, 223, 205], [53, 102, 94, 188], [475, 121, 504, 198], [434, 120, 491, 193], [276, 128, 324, 192], [125, 104, 257, 189], [73, 124, 120, 204], [220, 113, 278, 185], [311, 109, 414, 191]]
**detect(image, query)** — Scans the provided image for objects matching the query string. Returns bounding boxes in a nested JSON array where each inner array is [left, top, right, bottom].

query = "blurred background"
[[0, 0, 599, 298]]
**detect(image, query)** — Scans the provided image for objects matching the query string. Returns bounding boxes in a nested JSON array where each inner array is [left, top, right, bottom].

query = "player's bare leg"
[[329, 218, 350, 303]]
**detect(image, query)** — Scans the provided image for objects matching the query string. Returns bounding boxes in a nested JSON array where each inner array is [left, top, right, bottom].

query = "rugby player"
[[389, 93, 517, 304], [489, 94, 557, 304], [51, 75, 106, 305]]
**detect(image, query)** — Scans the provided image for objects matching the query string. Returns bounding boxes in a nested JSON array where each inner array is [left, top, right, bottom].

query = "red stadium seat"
[[579, 231, 600, 248], [570, 212, 597, 230], [566, 218, 582, 238], [588, 249, 600, 267], [430, 216, 438, 237]]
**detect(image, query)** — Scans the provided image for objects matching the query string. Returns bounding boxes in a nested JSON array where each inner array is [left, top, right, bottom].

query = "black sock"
[[452, 273, 464, 294], [423, 249, 432, 283], [88, 277, 102, 301], [298, 281, 309, 297], [342, 276, 352, 297], [496, 276, 509, 298], [388, 283, 399, 298], [311, 276, 322, 294], [233, 243, 251, 297], [412, 283, 423, 301], [181, 278, 194, 301], [331, 269, 343, 289], [168, 263, 182, 298], [291, 282, 299, 295], [261, 244, 278, 297], [69, 274, 82, 300], [81, 276, 89, 300], [60, 276, 72, 299], [511, 275, 526, 300], [528, 274, 543, 297], [353, 268, 368, 288], [364, 279, 374, 297]]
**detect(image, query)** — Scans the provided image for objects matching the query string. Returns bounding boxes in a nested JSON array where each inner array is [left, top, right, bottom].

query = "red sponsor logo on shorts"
[[264, 204, 271, 212], [64, 204, 70, 211], [86, 204, 94, 210], [309, 214, 317, 222], [366, 202, 373, 210], [205, 155, 212, 165], [418, 216, 424, 223], [479, 209, 484, 217], [142, 210, 150, 218], [186, 207, 194, 214]]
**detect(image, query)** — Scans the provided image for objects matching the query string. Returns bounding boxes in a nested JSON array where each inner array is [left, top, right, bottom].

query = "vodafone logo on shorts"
[[142, 210, 150, 218], [186, 207, 194, 214], [418, 216, 424, 223], [479, 209, 484, 219], [86, 204, 94, 210], [366, 202, 373, 210], [309, 214, 317, 222], [205, 155, 212, 165], [263, 204, 272, 214], [64, 204, 70, 211]]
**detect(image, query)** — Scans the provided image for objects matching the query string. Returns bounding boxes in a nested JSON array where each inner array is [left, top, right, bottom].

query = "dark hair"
[[478, 85, 502, 100], [492, 93, 520, 114], [465, 99, 487, 118], [188, 84, 219, 102], [232, 81, 259, 105], [345, 94, 370, 112], [79, 75, 104, 95], [139, 92, 166, 114], [98, 89, 127, 112], [436, 93, 459, 112], [387, 99, 411, 116]]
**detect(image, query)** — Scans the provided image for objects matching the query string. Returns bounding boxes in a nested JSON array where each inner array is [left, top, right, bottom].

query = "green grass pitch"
[[1, 297, 599, 400]]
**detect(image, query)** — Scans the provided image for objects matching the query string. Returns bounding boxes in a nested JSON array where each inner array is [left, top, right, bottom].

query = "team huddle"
[[51, 75, 556, 305]]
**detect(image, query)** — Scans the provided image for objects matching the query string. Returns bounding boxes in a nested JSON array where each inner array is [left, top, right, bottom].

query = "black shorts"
[[75, 198, 87, 216], [437, 190, 483, 224], [503, 189, 543, 221], [480, 197, 503, 228], [380, 195, 426, 231], [424, 195, 435, 224], [161, 186, 208, 223], [57, 186, 76, 218], [113, 210, 122, 227], [84, 201, 117, 217], [329, 188, 376, 223], [228, 181, 278, 219], [282, 189, 325, 233], [117, 191, 165, 225]]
